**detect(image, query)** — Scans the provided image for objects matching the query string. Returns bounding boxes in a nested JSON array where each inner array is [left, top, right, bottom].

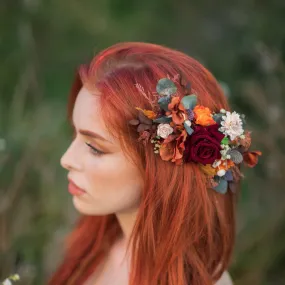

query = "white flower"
[[157, 123, 174, 139], [212, 160, 221, 168], [217, 169, 226, 177], [220, 144, 230, 160], [3, 279, 12, 285], [219, 111, 244, 140]]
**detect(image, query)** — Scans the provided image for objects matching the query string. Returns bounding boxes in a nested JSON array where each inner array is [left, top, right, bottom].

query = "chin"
[[72, 196, 115, 216]]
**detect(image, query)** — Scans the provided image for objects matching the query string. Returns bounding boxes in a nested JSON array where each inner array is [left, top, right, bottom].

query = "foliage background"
[[1, 0, 285, 284]]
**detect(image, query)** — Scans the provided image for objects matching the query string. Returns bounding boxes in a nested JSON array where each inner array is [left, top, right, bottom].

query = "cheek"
[[82, 153, 143, 213]]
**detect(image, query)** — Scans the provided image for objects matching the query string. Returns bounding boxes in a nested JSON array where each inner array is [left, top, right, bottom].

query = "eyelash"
[[85, 142, 104, 156]]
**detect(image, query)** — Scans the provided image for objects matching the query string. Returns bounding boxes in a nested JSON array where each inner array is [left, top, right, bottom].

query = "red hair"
[[49, 42, 237, 285]]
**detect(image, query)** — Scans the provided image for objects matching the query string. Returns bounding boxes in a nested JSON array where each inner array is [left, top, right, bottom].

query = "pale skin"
[[60, 87, 233, 285]]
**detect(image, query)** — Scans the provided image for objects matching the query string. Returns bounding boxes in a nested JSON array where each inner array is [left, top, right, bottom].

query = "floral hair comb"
[[129, 76, 261, 194]]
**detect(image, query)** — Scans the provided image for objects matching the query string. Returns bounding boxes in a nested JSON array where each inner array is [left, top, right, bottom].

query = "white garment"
[[215, 271, 233, 285]]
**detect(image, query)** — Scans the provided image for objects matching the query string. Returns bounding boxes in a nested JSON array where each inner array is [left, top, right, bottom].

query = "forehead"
[[73, 87, 100, 124], [72, 87, 114, 142]]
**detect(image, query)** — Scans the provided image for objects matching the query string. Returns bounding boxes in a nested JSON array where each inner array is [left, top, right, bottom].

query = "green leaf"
[[221, 137, 229, 145], [158, 96, 171, 111], [153, 116, 172, 124], [213, 113, 224, 124], [213, 178, 228, 194], [156, 78, 177, 96], [181, 94, 197, 110], [184, 122, 194, 135]]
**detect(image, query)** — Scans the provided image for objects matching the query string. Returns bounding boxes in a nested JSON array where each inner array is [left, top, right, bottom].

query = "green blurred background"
[[1, 0, 285, 284]]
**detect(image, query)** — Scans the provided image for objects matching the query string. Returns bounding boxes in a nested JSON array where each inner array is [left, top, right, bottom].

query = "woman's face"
[[60, 87, 143, 215]]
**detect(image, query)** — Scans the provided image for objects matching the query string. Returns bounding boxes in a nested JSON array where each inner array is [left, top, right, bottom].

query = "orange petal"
[[135, 107, 156, 119], [200, 164, 216, 176], [160, 143, 175, 161], [168, 97, 180, 110], [243, 151, 262, 167], [172, 112, 185, 125]]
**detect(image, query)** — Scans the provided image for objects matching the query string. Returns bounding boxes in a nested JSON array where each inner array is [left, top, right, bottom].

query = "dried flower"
[[243, 151, 262, 167], [220, 111, 244, 140], [166, 97, 186, 125], [160, 130, 187, 165], [135, 107, 157, 119]]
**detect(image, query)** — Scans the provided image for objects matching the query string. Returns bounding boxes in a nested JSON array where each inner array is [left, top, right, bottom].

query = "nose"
[[60, 140, 82, 171]]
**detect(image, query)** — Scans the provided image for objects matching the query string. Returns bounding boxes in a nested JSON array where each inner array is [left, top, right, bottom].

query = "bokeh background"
[[1, 0, 285, 284]]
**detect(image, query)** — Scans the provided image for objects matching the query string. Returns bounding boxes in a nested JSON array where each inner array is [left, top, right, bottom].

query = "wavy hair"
[[49, 42, 237, 285]]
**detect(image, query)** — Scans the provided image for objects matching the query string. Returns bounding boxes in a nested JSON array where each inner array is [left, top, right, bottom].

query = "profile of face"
[[60, 87, 143, 216]]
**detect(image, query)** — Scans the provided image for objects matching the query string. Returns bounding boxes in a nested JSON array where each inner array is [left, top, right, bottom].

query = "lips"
[[68, 178, 86, 196]]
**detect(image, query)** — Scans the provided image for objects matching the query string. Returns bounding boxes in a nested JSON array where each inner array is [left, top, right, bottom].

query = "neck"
[[115, 207, 138, 243]]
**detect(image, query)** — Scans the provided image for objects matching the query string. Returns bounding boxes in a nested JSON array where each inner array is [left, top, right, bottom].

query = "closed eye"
[[85, 142, 105, 155]]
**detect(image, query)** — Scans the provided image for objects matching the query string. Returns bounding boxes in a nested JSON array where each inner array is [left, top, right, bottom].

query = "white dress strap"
[[215, 271, 233, 285]]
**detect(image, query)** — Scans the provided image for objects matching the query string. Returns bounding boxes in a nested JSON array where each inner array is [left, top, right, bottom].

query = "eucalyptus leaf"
[[181, 94, 197, 110], [213, 113, 224, 124], [138, 112, 152, 125], [213, 178, 228, 194], [158, 96, 171, 111], [228, 149, 243, 164], [184, 122, 194, 135], [156, 78, 177, 96], [153, 116, 172, 124], [129, 119, 139, 126], [137, 124, 151, 132]]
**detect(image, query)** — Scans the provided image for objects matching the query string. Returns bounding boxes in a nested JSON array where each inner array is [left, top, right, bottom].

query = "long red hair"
[[49, 42, 237, 285]]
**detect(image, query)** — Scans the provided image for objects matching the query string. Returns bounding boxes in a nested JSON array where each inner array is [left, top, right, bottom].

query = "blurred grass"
[[0, 0, 285, 284]]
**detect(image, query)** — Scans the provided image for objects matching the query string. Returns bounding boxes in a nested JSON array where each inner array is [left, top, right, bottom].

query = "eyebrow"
[[79, 129, 113, 144]]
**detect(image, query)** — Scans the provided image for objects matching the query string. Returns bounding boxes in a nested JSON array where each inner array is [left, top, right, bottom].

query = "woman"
[[49, 42, 260, 285]]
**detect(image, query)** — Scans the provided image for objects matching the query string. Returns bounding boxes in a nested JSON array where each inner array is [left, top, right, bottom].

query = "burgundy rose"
[[184, 124, 224, 165]]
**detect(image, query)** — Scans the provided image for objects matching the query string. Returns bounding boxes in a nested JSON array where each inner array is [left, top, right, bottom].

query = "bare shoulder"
[[215, 271, 233, 285]]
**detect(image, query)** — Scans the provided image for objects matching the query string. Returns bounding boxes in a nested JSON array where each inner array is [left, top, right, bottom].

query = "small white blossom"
[[220, 111, 244, 140], [3, 279, 12, 285], [220, 145, 231, 160], [157, 123, 174, 139], [212, 160, 222, 168], [12, 275, 20, 281], [217, 169, 226, 177]]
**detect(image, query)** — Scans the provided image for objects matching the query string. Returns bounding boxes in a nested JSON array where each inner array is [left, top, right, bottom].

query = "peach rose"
[[193, 105, 216, 126]]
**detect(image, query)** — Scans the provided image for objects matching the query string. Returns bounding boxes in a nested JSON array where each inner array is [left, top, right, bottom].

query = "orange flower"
[[159, 130, 187, 165], [243, 151, 262, 167], [166, 97, 186, 125], [193, 105, 216, 126], [218, 159, 235, 171]]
